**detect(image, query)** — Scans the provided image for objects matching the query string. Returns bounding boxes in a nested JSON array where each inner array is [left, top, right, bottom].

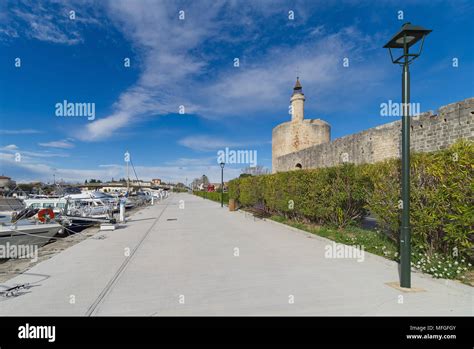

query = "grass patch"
[[269, 214, 472, 284], [270, 215, 398, 261]]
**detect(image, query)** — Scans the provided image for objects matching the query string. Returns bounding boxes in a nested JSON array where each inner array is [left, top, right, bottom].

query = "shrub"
[[412, 251, 472, 279], [193, 190, 229, 204], [229, 164, 371, 228], [229, 140, 473, 261], [367, 140, 473, 260], [317, 164, 372, 227]]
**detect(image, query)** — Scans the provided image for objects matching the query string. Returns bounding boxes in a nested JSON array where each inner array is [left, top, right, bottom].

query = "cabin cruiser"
[[20, 191, 116, 233], [63, 198, 112, 219], [0, 221, 62, 249], [141, 189, 168, 201], [23, 190, 118, 214], [124, 198, 135, 209], [108, 192, 135, 209], [66, 191, 119, 210], [129, 191, 152, 206], [0, 218, 62, 251], [22, 197, 67, 214]]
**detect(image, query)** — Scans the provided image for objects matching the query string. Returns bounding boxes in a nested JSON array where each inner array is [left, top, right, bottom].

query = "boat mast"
[[126, 150, 130, 194]]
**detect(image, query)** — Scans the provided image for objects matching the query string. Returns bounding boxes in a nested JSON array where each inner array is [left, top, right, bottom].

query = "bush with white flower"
[[412, 251, 471, 280]]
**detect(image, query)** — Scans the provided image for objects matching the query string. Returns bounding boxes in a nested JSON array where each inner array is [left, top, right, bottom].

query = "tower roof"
[[292, 77, 303, 95]]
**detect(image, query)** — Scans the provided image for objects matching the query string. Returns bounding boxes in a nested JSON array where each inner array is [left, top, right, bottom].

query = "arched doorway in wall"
[[295, 163, 302, 169]]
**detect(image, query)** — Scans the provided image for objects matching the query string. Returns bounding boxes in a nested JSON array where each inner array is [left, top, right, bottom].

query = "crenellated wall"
[[273, 97, 474, 172]]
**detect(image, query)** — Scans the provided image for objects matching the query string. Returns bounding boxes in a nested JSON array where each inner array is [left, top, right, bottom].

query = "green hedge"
[[229, 164, 371, 227], [229, 140, 473, 260], [364, 140, 473, 259], [193, 190, 229, 204]]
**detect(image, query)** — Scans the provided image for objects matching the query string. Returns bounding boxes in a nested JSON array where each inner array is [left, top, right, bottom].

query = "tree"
[[191, 178, 200, 190], [18, 183, 34, 192], [191, 175, 210, 190]]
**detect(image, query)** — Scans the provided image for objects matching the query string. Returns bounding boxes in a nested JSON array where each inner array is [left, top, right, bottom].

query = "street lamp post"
[[220, 162, 225, 207], [384, 22, 431, 288]]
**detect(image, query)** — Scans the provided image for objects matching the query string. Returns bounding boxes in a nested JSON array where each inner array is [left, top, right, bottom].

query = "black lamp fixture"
[[384, 22, 431, 289], [384, 22, 432, 63], [220, 162, 225, 207]]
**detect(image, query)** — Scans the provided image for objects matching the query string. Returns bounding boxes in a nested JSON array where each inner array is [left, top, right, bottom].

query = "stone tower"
[[272, 78, 331, 172], [291, 77, 305, 122]]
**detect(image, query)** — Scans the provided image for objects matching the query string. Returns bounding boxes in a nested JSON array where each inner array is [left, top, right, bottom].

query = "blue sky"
[[0, 0, 473, 184]]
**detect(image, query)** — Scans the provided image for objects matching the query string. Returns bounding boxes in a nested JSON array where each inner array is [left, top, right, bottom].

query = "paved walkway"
[[0, 193, 472, 316]]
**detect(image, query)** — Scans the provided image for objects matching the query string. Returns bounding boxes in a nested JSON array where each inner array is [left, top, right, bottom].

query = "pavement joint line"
[[85, 199, 171, 316]]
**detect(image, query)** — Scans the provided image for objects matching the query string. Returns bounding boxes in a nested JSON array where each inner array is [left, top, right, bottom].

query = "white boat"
[[64, 198, 111, 219], [65, 191, 119, 211], [0, 221, 62, 250], [22, 197, 66, 214], [124, 198, 135, 209], [23, 191, 118, 215]]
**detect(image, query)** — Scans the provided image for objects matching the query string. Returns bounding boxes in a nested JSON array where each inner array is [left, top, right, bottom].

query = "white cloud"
[[4, 1, 389, 143], [178, 136, 253, 152], [0, 144, 69, 159], [79, 3, 388, 140], [2, 1, 106, 45], [1, 155, 242, 184], [194, 26, 388, 118], [2, 144, 19, 150], [7, 5, 78, 44], [39, 139, 75, 149], [76, 0, 222, 141], [165, 157, 215, 167], [0, 129, 42, 135]]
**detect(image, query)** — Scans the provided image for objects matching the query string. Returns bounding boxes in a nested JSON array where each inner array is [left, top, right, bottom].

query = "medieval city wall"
[[273, 97, 474, 172], [272, 119, 330, 168]]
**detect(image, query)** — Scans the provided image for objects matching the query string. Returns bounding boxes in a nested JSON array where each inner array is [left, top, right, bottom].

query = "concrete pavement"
[[0, 193, 472, 316]]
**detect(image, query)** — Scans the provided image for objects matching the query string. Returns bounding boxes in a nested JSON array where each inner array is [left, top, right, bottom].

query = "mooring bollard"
[[119, 200, 125, 222]]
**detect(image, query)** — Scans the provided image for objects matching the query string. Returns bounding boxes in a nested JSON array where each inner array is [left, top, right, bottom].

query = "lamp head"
[[383, 22, 432, 49]]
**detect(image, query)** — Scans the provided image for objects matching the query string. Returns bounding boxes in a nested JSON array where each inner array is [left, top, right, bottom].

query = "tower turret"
[[290, 77, 305, 122], [272, 78, 331, 172]]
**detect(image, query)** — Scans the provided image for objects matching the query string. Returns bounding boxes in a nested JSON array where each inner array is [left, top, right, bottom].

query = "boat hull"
[[0, 223, 62, 251]]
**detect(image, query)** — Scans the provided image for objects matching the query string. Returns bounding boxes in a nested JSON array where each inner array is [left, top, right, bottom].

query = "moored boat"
[[0, 220, 62, 251]]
